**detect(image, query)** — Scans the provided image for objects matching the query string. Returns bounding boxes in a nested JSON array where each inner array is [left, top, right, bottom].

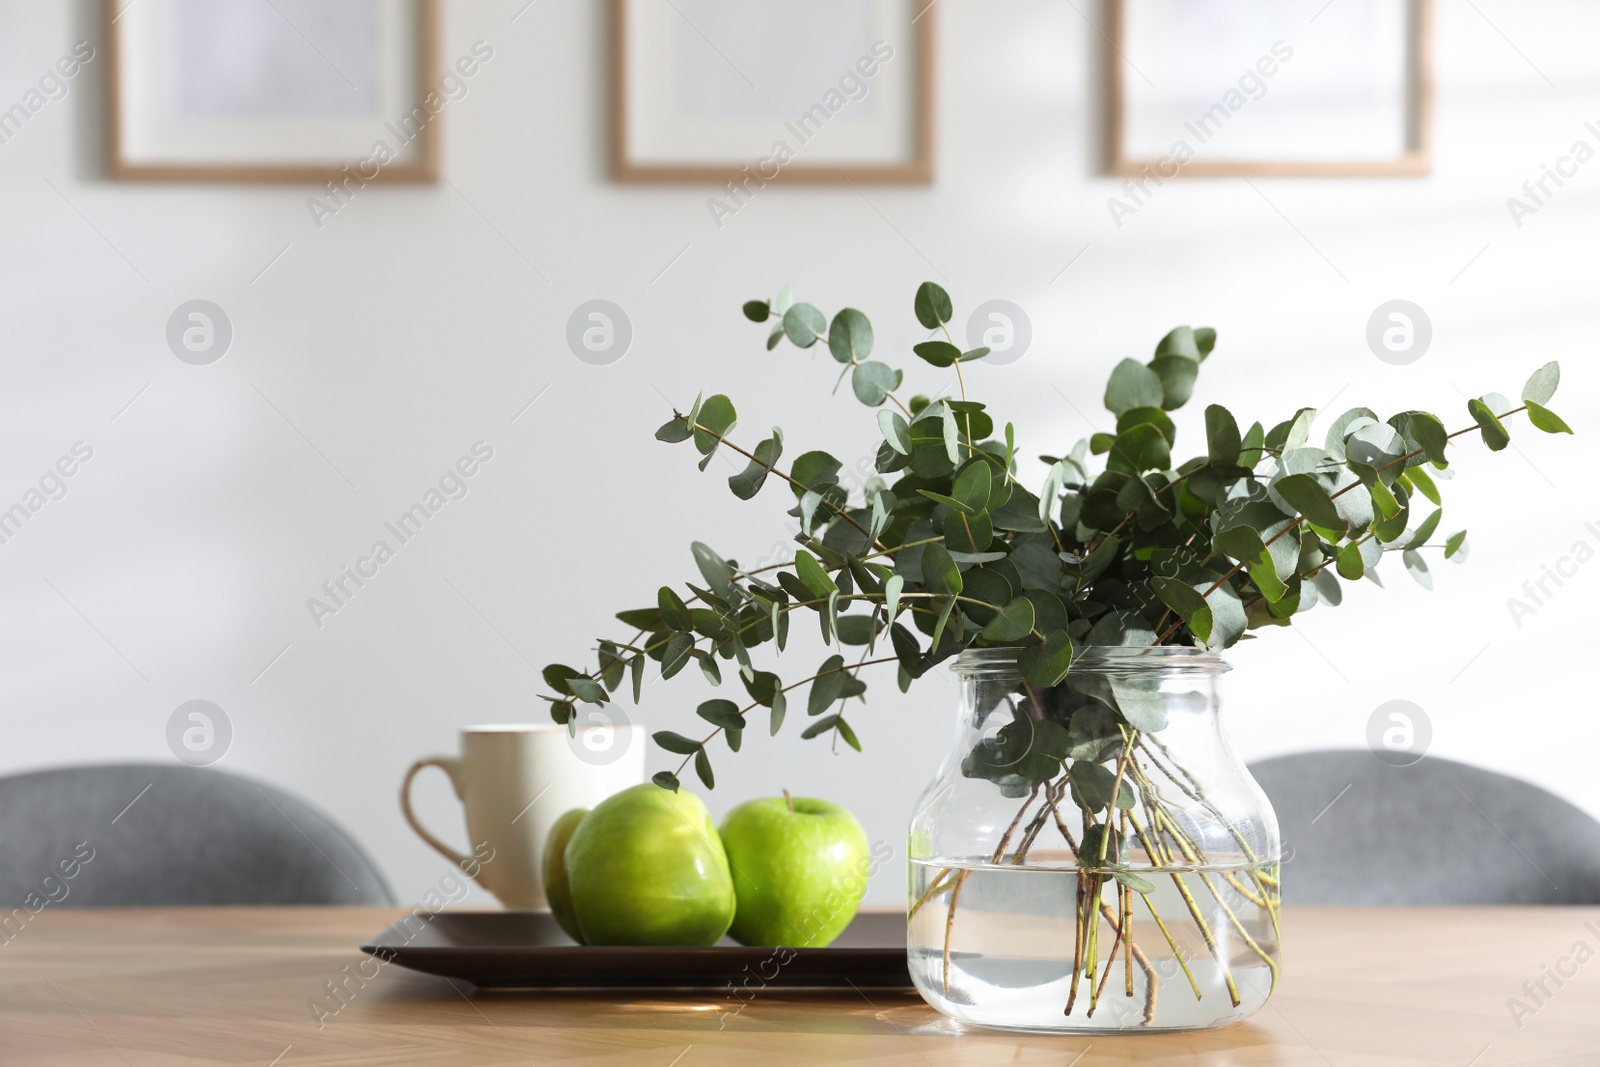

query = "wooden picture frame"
[[106, 0, 439, 184], [611, 0, 935, 185], [1106, 0, 1433, 178]]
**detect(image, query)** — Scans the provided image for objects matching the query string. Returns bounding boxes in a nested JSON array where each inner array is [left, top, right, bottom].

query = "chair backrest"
[[0, 764, 394, 908], [1250, 750, 1600, 905]]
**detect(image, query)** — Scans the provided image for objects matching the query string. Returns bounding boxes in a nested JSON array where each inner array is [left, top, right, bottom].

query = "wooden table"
[[4, 907, 1598, 1065]]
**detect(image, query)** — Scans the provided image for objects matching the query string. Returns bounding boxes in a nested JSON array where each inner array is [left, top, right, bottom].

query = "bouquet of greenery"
[[541, 281, 1569, 791], [538, 282, 1570, 1023]]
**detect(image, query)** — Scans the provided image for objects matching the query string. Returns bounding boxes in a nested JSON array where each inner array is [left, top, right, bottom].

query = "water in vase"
[[908, 855, 1280, 1033]]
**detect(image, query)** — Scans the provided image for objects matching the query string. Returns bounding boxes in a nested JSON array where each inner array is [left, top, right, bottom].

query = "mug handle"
[[401, 756, 473, 872]]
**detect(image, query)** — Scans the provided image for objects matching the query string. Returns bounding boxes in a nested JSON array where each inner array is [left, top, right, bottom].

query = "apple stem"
[[784, 789, 794, 813]]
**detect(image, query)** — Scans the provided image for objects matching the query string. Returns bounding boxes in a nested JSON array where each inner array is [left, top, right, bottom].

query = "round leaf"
[[980, 596, 1036, 641], [1104, 359, 1164, 416], [851, 361, 899, 407], [782, 303, 827, 348], [1019, 631, 1074, 687], [914, 282, 953, 329], [828, 308, 874, 364]]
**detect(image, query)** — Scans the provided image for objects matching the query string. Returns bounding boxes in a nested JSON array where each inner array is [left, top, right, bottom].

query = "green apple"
[[542, 807, 588, 943], [719, 793, 871, 947], [564, 783, 735, 946]]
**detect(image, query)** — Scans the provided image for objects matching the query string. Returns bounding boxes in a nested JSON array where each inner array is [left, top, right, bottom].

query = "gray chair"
[[0, 764, 394, 907], [1251, 751, 1600, 904]]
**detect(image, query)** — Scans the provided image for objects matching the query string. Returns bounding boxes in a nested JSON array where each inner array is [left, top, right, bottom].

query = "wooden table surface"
[[4, 907, 1598, 1066]]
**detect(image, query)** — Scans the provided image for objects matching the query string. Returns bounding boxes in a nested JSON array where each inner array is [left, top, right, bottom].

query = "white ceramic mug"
[[401, 724, 644, 910]]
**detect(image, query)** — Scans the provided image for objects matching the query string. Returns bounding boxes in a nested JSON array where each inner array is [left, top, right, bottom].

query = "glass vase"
[[907, 647, 1281, 1033]]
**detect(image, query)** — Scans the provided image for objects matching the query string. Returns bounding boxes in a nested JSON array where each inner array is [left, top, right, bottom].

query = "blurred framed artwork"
[[106, 0, 439, 182], [1107, 0, 1433, 177], [611, 0, 936, 184]]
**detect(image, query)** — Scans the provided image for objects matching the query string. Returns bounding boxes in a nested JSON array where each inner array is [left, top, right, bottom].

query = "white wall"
[[0, 0, 1595, 907]]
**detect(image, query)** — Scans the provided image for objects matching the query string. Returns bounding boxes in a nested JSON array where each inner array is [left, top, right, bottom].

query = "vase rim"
[[952, 644, 1230, 677]]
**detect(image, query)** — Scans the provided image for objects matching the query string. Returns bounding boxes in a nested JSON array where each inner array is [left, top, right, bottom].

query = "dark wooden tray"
[[361, 910, 912, 990]]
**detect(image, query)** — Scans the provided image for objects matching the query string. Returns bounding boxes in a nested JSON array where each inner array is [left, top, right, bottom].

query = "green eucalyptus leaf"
[[742, 300, 770, 323], [658, 586, 694, 630], [793, 549, 838, 599], [1408, 465, 1441, 505], [884, 574, 905, 631], [940, 403, 962, 463], [878, 409, 913, 455], [1369, 478, 1400, 520], [1018, 631, 1074, 687], [922, 542, 963, 596], [1105, 423, 1171, 475], [1152, 576, 1214, 643], [1198, 580, 1247, 649], [913, 341, 960, 368], [836, 614, 883, 646], [1205, 405, 1241, 466], [807, 654, 848, 715], [1153, 326, 1202, 361], [917, 489, 972, 514], [1336, 542, 1365, 580], [654, 730, 702, 755], [697, 699, 746, 730], [981, 596, 1036, 641], [728, 430, 784, 500], [694, 749, 715, 789], [1117, 406, 1177, 445], [1523, 361, 1560, 405], [567, 677, 608, 704], [1403, 507, 1443, 552], [852, 361, 900, 407], [790, 451, 843, 498], [1110, 678, 1168, 732], [1104, 359, 1165, 416], [655, 416, 692, 444], [802, 715, 842, 741], [1468, 398, 1511, 451], [1086, 610, 1156, 647], [541, 663, 583, 696], [1239, 422, 1266, 467], [691, 395, 737, 455], [1071, 760, 1136, 813], [952, 461, 994, 514], [914, 282, 953, 329], [1150, 354, 1199, 411], [1445, 530, 1468, 559], [836, 718, 862, 752], [1526, 401, 1573, 435], [929, 595, 958, 654], [828, 308, 873, 364], [943, 507, 995, 555], [743, 670, 781, 707], [782, 303, 827, 348], [1325, 408, 1379, 460], [1274, 473, 1346, 534]]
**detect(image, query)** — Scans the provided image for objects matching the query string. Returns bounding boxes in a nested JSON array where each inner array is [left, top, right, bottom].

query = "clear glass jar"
[[907, 647, 1281, 1033]]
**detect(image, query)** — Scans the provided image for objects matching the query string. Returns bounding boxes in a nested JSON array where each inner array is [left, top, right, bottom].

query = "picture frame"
[[106, 0, 440, 184], [611, 0, 936, 185], [1106, 0, 1433, 178]]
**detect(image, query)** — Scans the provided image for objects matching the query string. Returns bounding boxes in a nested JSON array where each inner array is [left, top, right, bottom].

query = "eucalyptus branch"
[[1155, 404, 1531, 645], [547, 280, 1567, 845], [676, 411, 886, 550], [669, 656, 899, 778]]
